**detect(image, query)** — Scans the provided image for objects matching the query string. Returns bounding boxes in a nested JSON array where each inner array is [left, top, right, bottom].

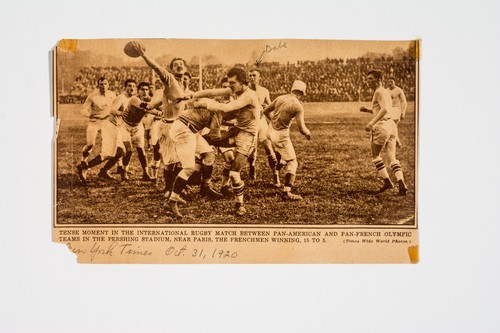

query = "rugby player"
[[76, 79, 136, 181], [193, 67, 261, 216], [360, 69, 408, 195], [79, 77, 116, 164], [263, 80, 311, 201], [387, 77, 407, 147], [247, 68, 279, 185]]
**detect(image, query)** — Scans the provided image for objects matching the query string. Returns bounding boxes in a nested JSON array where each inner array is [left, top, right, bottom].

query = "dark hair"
[[367, 69, 383, 80], [169, 57, 187, 70], [137, 82, 150, 90], [387, 76, 395, 81], [124, 79, 136, 87], [220, 77, 228, 85], [97, 77, 108, 83], [183, 71, 192, 79], [249, 68, 260, 75], [227, 67, 248, 85]]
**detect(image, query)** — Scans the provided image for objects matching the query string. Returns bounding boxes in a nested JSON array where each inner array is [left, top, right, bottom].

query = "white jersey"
[[372, 87, 397, 120]]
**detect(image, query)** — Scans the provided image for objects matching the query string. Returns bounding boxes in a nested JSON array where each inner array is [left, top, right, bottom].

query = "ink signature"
[[255, 41, 287, 67]]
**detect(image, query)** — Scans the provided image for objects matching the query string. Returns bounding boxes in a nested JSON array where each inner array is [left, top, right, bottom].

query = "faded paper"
[[53, 38, 418, 263]]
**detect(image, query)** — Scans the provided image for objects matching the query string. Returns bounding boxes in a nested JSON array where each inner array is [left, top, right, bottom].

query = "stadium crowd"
[[62, 56, 416, 103]]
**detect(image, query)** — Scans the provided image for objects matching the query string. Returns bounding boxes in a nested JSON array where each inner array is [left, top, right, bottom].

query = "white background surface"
[[1, 0, 499, 332]]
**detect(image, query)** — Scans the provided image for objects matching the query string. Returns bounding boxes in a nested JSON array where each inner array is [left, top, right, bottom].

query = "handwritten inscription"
[[165, 245, 238, 260], [255, 41, 287, 66], [66, 242, 237, 262]]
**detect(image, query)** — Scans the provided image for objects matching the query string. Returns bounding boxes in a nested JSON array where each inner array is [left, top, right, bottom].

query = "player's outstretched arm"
[[192, 88, 232, 99], [131, 42, 168, 82], [195, 95, 253, 113]]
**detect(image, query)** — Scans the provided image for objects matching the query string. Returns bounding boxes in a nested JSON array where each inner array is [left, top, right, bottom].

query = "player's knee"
[[286, 159, 298, 174], [230, 153, 247, 172], [83, 144, 93, 152], [179, 167, 195, 179], [201, 151, 216, 166], [229, 170, 242, 184]]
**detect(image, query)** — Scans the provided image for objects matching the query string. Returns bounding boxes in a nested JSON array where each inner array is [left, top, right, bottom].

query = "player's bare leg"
[[247, 148, 257, 181], [230, 152, 248, 216], [372, 143, 393, 192], [167, 168, 195, 218], [150, 143, 161, 181], [163, 163, 186, 205], [386, 140, 408, 195], [199, 151, 222, 199], [281, 159, 302, 201], [262, 139, 279, 186], [136, 147, 152, 181], [220, 150, 234, 198], [98, 148, 124, 180], [121, 142, 133, 180]]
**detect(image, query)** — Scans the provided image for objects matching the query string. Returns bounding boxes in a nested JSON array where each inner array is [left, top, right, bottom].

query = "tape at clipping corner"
[[408, 246, 419, 264], [58, 39, 78, 52]]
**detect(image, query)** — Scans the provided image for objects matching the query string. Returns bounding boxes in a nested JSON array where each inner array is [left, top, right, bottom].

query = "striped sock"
[[390, 161, 404, 181], [232, 181, 245, 204], [373, 157, 390, 179]]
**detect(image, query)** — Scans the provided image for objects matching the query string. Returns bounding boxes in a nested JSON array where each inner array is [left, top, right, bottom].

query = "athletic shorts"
[[85, 118, 105, 146], [100, 120, 124, 158], [150, 119, 162, 146], [372, 119, 398, 146], [158, 121, 178, 165], [234, 130, 257, 157], [169, 120, 211, 170], [267, 126, 296, 161], [121, 122, 145, 148]]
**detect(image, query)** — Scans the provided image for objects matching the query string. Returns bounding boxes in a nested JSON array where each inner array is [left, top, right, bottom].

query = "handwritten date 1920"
[[165, 245, 237, 260]]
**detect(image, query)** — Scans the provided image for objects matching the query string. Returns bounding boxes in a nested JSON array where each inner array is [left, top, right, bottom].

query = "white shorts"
[[267, 126, 296, 161], [121, 122, 145, 148], [159, 121, 179, 165], [150, 119, 162, 146], [85, 118, 105, 146], [372, 119, 398, 146], [100, 120, 124, 158], [169, 120, 197, 170]]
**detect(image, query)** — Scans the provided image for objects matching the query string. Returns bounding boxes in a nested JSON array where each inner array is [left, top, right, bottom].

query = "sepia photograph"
[[54, 39, 418, 227]]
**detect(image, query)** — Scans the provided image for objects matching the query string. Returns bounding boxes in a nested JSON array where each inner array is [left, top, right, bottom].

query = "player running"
[[247, 68, 279, 185], [76, 79, 135, 182], [387, 76, 407, 147], [360, 69, 408, 195], [263, 80, 311, 201], [79, 77, 116, 164]]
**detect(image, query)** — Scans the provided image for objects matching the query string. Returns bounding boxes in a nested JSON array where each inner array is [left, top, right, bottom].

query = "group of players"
[[75, 41, 408, 219]]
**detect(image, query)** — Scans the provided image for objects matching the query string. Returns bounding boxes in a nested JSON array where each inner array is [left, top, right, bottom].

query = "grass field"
[[56, 102, 416, 225]]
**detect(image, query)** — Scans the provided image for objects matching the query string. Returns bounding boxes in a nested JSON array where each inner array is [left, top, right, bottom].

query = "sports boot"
[[167, 200, 183, 218], [398, 179, 408, 196], [379, 178, 394, 193], [200, 184, 223, 200], [98, 168, 116, 180], [235, 203, 247, 216], [282, 192, 303, 201], [220, 185, 233, 198]]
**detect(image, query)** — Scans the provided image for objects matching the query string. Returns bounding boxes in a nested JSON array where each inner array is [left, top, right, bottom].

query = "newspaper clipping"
[[53, 38, 419, 263]]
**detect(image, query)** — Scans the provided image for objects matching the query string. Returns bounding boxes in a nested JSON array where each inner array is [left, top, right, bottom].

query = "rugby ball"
[[123, 41, 144, 58]]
